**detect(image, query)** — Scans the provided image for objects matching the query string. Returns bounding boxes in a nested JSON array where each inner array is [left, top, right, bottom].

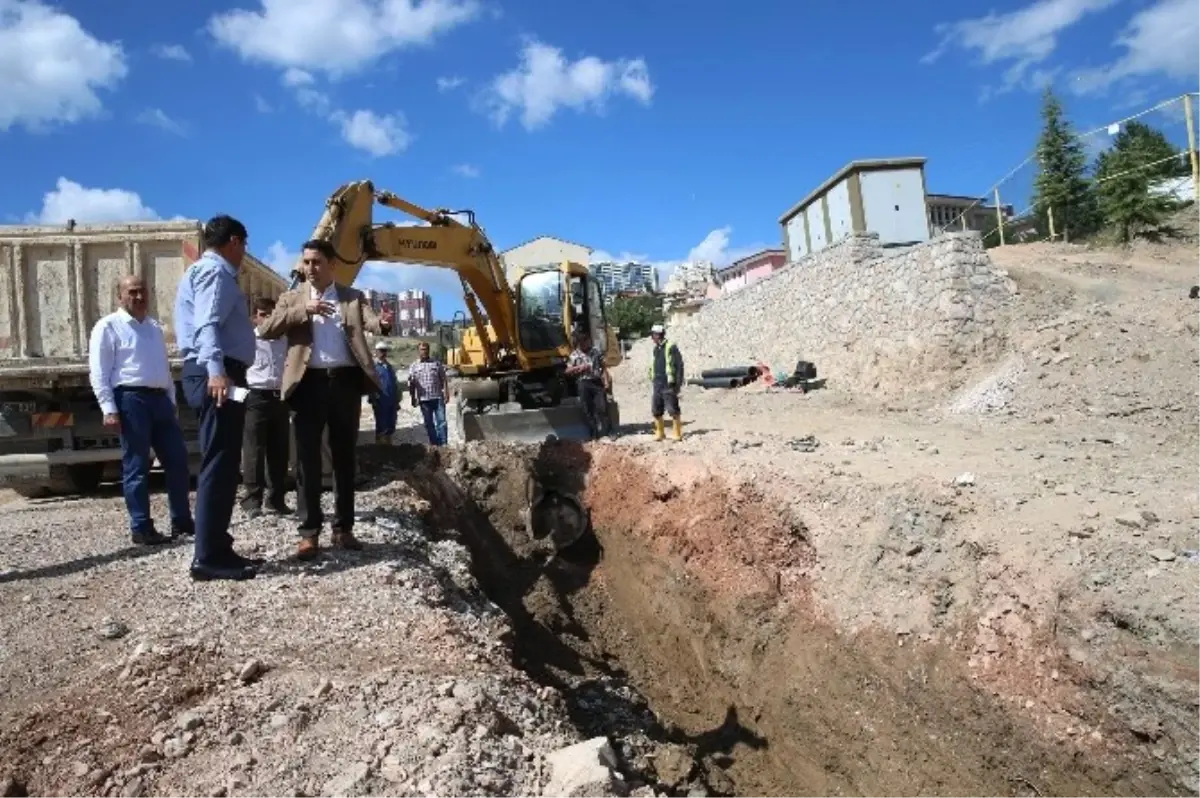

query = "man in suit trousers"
[[257, 239, 393, 560]]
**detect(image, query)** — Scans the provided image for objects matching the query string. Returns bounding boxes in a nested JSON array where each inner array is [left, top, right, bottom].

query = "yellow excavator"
[[289, 180, 621, 444]]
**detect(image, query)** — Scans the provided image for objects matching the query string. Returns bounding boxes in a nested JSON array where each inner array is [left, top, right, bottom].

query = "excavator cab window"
[[586, 277, 608, 352], [517, 270, 567, 352]]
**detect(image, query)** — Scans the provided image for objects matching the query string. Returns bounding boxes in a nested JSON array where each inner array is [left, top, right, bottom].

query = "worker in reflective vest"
[[646, 324, 684, 441]]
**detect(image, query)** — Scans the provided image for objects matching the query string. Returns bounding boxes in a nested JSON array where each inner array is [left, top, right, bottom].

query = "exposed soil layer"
[[366, 441, 1183, 797]]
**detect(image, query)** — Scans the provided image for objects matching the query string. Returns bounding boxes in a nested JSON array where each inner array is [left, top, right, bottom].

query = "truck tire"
[[13, 463, 104, 499]]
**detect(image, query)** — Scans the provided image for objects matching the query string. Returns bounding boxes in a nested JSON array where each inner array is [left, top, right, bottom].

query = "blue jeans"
[[114, 387, 192, 535], [181, 360, 247, 565], [419, 398, 447, 446]]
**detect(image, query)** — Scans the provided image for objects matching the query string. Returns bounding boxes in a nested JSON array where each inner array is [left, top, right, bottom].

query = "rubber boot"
[[672, 416, 683, 441], [653, 416, 665, 441]]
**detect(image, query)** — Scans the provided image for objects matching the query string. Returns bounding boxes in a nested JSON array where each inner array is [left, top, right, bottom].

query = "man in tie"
[[175, 215, 260, 581], [258, 239, 393, 560], [240, 296, 291, 518], [88, 275, 194, 545]]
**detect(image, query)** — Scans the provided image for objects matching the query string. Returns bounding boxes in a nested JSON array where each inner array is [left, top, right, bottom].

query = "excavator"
[[288, 180, 621, 444]]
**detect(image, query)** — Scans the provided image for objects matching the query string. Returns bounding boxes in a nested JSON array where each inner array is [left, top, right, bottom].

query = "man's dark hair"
[[203, 215, 248, 249], [253, 296, 276, 314], [302, 239, 337, 261]]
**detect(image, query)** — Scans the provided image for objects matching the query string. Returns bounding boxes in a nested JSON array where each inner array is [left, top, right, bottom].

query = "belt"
[[114, 385, 167, 395], [306, 365, 360, 378], [248, 387, 282, 398]]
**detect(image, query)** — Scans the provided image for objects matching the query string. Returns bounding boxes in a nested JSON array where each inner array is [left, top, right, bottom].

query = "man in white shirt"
[[239, 296, 291, 518], [258, 238, 393, 560], [88, 275, 194, 545]]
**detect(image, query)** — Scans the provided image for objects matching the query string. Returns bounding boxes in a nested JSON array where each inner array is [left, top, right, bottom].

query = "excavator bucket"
[[457, 398, 621, 444]]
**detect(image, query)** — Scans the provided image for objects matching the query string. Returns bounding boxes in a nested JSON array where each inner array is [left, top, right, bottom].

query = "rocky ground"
[[0, 230, 1197, 797]]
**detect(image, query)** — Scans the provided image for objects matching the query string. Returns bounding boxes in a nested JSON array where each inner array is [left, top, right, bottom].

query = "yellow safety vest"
[[647, 341, 679, 384]]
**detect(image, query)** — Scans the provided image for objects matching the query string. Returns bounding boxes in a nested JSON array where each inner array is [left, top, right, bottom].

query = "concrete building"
[[590, 260, 659, 299], [664, 261, 717, 294], [927, 194, 1014, 235], [500, 236, 592, 283], [778, 157, 931, 261], [395, 289, 433, 336], [362, 288, 398, 314], [715, 248, 787, 295]]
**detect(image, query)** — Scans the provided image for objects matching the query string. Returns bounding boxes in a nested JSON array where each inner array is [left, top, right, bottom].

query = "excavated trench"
[[361, 441, 1176, 797]]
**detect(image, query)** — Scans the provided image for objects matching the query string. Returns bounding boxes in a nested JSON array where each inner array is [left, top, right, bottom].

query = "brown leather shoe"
[[296, 537, 320, 560], [331, 531, 363, 551]]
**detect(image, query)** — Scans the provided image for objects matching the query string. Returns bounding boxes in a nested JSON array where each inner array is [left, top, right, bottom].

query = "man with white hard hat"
[[369, 340, 400, 445], [647, 323, 684, 441]]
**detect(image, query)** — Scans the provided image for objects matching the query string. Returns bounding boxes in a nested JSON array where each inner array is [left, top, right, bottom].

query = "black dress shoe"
[[132, 529, 170, 546], [223, 551, 265, 568], [265, 501, 292, 516], [190, 561, 256, 581], [171, 524, 195, 540]]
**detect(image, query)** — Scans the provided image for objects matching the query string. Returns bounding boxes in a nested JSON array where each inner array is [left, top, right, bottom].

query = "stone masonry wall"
[[624, 232, 1017, 398]]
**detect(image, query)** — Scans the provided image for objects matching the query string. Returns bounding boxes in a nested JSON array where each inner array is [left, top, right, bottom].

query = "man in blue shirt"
[[175, 215, 259, 581], [368, 341, 399, 444]]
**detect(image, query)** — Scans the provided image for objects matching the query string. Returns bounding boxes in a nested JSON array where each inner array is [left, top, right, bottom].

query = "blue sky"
[[2, 0, 1197, 318]]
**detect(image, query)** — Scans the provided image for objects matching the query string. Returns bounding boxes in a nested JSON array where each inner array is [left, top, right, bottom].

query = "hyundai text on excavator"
[[288, 180, 622, 444]]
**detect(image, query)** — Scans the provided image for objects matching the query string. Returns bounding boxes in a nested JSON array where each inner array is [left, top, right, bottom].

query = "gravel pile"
[[0, 480, 638, 797]]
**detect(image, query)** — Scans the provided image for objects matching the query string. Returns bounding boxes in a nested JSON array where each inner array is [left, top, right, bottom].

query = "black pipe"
[[687, 376, 741, 389], [700, 365, 759, 379]]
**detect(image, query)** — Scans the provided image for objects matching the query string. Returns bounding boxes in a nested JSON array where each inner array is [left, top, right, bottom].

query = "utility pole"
[[993, 188, 1006, 246], [1184, 93, 1199, 205]]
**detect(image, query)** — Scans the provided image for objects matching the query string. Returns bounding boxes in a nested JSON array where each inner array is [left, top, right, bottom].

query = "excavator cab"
[[453, 262, 622, 443]]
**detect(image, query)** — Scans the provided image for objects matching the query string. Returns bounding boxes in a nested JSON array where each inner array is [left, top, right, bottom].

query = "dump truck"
[[0, 220, 290, 497]]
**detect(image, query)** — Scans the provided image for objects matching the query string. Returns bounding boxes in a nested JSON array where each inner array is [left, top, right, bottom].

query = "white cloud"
[[922, 0, 1117, 95], [26, 178, 159, 225], [593, 226, 770, 284], [254, 94, 273, 113], [437, 75, 465, 92], [333, 109, 411, 156], [136, 108, 187, 136], [0, 0, 128, 132], [482, 39, 654, 130], [1071, 0, 1200, 92], [451, 163, 480, 178], [208, 0, 481, 76], [152, 43, 192, 62], [264, 240, 299, 277]]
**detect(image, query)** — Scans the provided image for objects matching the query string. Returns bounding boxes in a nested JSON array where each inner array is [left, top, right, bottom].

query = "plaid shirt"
[[568, 346, 605, 383], [408, 358, 447, 401]]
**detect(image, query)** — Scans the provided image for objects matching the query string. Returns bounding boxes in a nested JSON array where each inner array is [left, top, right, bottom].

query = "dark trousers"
[[578, 379, 608, 439], [289, 367, 363, 537], [114, 386, 192, 535], [182, 358, 248, 565], [651, 382, 681, 418], [240, 388, 290, 510]]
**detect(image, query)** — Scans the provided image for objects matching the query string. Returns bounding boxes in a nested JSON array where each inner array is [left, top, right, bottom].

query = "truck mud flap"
[[461, 401, 595, 444]]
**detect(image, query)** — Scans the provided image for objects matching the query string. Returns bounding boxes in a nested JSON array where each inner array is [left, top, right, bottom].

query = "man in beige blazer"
[[258, 238, 393, 560]]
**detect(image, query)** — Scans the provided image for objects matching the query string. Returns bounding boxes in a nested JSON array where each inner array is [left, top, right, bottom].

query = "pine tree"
[[1095, 121, 1181, 242], [1031, 88, 1099, 241]]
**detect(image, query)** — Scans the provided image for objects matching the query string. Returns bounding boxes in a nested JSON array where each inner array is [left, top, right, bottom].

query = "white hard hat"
[[650, 324, 665, 335], [374, 341, 388, 351]]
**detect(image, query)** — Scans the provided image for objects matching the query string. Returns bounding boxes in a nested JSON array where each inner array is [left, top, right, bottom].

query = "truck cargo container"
[[0, 220, 291, 497]]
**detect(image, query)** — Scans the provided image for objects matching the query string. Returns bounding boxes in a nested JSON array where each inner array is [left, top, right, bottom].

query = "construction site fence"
[[932, 92, 1200, 245]]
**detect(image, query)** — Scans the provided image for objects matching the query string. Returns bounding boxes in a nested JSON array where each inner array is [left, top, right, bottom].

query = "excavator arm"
[[295, 180, 523, 371]]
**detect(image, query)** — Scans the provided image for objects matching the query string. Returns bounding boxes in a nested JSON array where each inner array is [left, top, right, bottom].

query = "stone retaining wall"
[[624, 232, 1016, 398]]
